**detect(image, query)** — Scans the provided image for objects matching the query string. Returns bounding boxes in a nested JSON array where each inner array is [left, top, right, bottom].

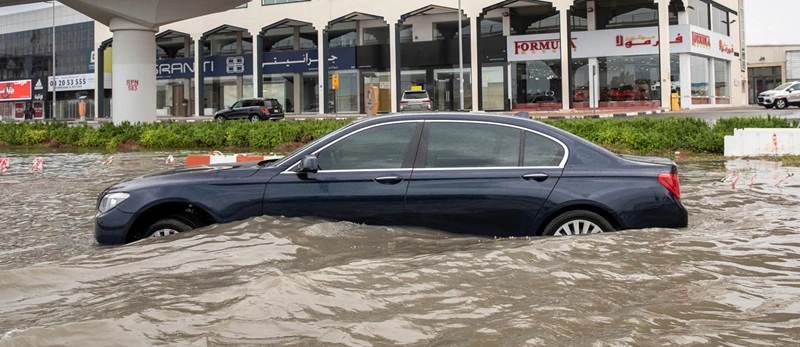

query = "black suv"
[[214, 98, 285, 122]]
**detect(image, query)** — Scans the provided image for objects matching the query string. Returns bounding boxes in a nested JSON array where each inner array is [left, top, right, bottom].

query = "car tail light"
[[261, 107, 269, 113], [658, 172, 681, 199], [423, 99, 431, 102], [400, 101, 408, 104]]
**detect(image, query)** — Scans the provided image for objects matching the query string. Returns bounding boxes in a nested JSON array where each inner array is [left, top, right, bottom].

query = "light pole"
[[50, 1, 56, 119], [458, 0, 464, 111]]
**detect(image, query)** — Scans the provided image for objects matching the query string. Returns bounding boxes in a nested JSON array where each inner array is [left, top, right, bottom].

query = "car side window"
[[425, 122, 521, 168], [231, 100, 244, 108], [524, 131, 565, 167], [262, 100, 272, 106], [316, 122, 418, 171]]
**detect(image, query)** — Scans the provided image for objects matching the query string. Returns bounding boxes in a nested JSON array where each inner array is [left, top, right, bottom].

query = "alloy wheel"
[[150, 229, 180, 238], [553, 219, 604, 236]]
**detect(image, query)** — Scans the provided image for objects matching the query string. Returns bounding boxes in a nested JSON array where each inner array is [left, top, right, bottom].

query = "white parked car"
[[758, 82, 800, 109]]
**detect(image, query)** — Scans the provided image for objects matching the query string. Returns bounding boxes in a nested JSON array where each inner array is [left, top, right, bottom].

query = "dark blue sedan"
[[95, 113, 688, 245]]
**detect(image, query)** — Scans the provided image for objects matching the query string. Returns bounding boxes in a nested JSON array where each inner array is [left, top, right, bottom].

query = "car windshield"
[[265, 119, 363, 167], [775, 83, 795, 90], [403, 91, 428, 99]]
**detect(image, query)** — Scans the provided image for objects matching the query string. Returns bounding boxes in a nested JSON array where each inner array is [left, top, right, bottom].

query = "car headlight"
[[98, 192, 130, 213]]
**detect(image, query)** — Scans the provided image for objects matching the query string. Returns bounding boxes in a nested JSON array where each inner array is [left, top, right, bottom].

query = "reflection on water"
[[1, 151, 799, 346]]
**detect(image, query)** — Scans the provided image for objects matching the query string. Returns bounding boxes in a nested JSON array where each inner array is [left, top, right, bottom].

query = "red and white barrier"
[[185, 151, 283, 167], [0, 158, 9, 174], [102, 156, 114, 165], [165, 155, 175, 165], [30, 157, 43, 173]]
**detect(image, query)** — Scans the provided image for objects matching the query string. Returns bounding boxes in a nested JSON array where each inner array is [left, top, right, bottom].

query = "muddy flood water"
[[1, 150, 799, 346]]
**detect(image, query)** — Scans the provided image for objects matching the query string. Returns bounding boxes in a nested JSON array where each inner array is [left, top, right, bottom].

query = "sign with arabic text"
[[0, 80, 32, 101], [508, 24, 734, 62], [262, 47, 356, 74]]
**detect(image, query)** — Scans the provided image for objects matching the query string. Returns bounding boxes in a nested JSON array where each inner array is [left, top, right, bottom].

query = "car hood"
[[759, 90, 781, 97], [103, 163, 274, 193]]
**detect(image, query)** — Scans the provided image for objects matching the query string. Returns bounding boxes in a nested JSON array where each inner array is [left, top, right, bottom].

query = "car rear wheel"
[[142, 215, 202, 239], [250, 115, 260, 123], [215, 115, 225, 122], [775, 99, 788, 109], [543, 210, 613, 236]]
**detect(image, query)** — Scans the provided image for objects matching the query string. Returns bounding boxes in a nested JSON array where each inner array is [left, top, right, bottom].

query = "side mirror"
[[298, 155, 319, 173]]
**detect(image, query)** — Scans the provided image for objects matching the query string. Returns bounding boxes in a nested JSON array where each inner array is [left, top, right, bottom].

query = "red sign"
[[13, 102, 25, 119], [33, 101, 44, 119], [127, 79, 139, 91], [0, 80, 32, 101], [718, 40, 734, 54], [692, 32, 711, 49], [514, 38, 577, 55]]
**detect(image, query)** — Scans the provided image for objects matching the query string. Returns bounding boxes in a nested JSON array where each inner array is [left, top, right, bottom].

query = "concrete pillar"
[[389, 22, 400, 113], [558, 7, 570, 110], [183, 36, 191, 116], [255, 34, 263, 98], [109, 18, 158, 124], [470, 15, 479, 111], [657, 0, 671, 109], [236, 31, 243, 100], [679, 53, 691, 108]]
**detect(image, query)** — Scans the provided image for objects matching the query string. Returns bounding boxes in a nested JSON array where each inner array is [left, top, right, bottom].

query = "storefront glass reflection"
[[512, 60, 561, 110]]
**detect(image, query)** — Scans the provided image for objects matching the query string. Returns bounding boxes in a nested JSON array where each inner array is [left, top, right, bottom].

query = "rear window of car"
[[403, 91, 428, 100], [262, 99, 274, 106]]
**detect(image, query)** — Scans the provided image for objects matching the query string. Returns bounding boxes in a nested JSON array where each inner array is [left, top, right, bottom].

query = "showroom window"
[[425, 122, 521, 168], [512, 60, 562, 107], [714, 59, 730, 104], [690, 55, 710, 104], [598, 55, 660, 102], [316, 122, 418, 171], [598, 3, 659, 30]]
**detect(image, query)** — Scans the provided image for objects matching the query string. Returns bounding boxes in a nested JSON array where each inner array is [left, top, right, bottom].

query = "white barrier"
[[724, 128, 800, 157]]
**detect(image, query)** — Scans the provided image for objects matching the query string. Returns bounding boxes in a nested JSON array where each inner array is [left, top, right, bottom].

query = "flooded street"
[[1, 150, 799, 346]]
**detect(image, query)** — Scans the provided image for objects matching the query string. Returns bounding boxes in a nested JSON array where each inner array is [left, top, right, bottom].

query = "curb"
[[542, 108, 670, 120]]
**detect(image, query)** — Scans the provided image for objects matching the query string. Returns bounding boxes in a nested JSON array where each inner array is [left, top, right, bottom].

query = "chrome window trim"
[[281, 120, 423, 174], [280, 118, 569, 174]]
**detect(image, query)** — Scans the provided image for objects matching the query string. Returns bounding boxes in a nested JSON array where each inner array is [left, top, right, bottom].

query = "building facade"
[[5, 0, 748, 120], [0, 4, 96, 120], [746, 45, 800, 104]]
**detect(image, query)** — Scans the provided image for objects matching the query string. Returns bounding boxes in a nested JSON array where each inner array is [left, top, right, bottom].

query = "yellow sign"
[[332, 74, 339, 90], [411, 85, 422, 91]]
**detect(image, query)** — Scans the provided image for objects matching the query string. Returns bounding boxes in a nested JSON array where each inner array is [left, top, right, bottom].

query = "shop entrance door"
[[434, 72, 454, 111], [171, 84, 185, 116]]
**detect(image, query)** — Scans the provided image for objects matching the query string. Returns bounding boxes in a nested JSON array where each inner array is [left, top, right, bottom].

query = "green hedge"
[[0, 116, 797, 154]]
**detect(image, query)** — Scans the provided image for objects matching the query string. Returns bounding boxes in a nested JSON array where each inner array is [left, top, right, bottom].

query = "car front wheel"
[[775, 99, 788, 109], [142, 215, 201, 239], [215, 115, 225, 122], [543, 210, 613, 236]]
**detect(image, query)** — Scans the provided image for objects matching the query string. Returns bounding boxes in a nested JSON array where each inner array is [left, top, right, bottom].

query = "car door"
[[225, 100, 245, 119], [404, 120, 567, 237], [788, 84, 800, 105], [264, 121, 423, 226]]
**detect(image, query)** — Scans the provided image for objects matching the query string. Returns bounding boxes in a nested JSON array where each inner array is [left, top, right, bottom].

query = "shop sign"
[[48, 73, 95, 92], [204, 55, 253, 78], [32, 78, 47, 102], [0, 80, 32, 101], [156, 58, 194, 80], [507, 24, 734, 62], [262, 47, 356, 74]]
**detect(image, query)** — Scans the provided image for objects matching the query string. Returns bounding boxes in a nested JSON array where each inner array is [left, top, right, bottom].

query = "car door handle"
[[374, 175, 404, 185], [522, 173, 549, 182]]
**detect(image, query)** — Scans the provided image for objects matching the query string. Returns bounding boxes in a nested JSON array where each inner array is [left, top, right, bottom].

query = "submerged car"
[[214, 97, 284, 122], [758, 82, 800, 109], [95, 112, 688, 245]]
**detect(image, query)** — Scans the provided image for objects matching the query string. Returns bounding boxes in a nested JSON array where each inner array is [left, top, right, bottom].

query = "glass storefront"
[[598, 55, 660, 104], [433, 67, 472, 111], [690, 55, 710, 104], [329, 70, 358, 113], [363, 71, 392, 113], [481, 65, 505, 111], [203, 76, 253, 112], [157, 80, 194, 116], [572, 58, 590, 107], [301, 72, 320, 113], [263, 74, 295, 113], [714, 59, 730, 104], [511, 60, 561, 110]]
